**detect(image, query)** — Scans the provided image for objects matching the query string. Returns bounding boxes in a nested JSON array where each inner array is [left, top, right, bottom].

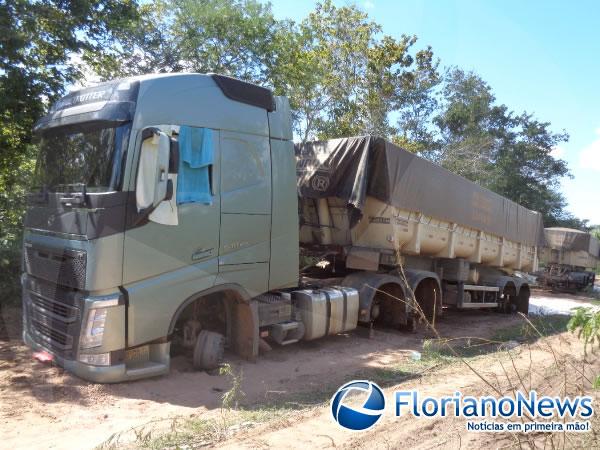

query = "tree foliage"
[[280, 1, 439, 141], [430, 68, 575, 226], [568, 308, 600, 355], [88, 0, 283, 83]]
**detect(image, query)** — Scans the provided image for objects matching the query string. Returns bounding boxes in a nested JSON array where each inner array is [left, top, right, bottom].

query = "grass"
[[578, 284, 600, 301], [140, 408, 295, 450], [491, 314, 570, 343]]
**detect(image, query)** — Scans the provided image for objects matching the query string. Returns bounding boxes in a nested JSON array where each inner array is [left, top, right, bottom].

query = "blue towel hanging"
[[177, 126, 214, 205]]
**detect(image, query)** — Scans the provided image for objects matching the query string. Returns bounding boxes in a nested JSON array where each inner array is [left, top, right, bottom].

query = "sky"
[[266, 0, 600, 224]]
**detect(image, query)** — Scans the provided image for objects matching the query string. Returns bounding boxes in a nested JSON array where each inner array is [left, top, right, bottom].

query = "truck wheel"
[[516, 288, 530, 315], [193, 330, 225, 371], [499, 295, 517, 314], [399, 316, 417, 333]]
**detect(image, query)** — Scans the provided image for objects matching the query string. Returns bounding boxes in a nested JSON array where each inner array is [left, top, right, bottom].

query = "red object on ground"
[[32, 351, 54, 363]]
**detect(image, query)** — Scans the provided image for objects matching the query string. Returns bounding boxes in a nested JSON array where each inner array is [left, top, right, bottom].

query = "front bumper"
[[23, 330, 169, 383]]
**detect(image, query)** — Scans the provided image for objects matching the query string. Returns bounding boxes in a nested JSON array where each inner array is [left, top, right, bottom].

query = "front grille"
[[23, 276, 82, 357], [29, 293, 78, 322], [24, 243, 86, 289], [31, 319, 72, 349]]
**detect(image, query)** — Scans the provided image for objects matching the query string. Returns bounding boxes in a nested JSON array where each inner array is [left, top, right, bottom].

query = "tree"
[[89, 0, 286, 84], [432, 68, 572, 225], [289, 1, 439, 141], [393, 45, 440, 153]]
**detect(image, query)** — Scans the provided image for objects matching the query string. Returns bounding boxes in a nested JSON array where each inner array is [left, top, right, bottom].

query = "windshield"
[[34, 122, 131, 193]]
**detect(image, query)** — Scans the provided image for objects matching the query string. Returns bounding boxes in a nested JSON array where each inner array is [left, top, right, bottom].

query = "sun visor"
[[34, 80, 140, 132]]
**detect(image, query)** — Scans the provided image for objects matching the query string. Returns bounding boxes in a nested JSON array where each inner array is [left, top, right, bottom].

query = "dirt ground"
[[0, 290, 598, 450]]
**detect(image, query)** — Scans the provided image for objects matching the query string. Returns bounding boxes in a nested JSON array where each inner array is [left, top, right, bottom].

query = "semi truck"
[[22, 73, 544, 383], [537, 227, 599, 290]]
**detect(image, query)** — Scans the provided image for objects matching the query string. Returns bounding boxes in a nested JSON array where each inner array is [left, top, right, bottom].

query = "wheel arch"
[[167, 282, 259, 361], [341, 272, 408, 324], [394, 269, 443, 320]]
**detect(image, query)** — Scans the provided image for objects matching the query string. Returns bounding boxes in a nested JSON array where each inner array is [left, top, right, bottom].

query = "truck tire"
[[193, 330, 225, 371], [516, 288, 530, 315], [498, 295, 517, 314]]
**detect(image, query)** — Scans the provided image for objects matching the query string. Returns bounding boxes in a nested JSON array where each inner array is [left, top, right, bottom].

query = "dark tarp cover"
[[296, 136, 546, 246], [544, 228, 600, 256]]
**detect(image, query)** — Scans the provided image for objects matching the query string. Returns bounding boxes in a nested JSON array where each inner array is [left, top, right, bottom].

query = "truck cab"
[[22, 73, 299, 382]]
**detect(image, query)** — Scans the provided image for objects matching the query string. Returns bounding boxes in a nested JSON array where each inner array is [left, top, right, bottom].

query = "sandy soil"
[[529, 287, 599, 315], [218, 332, 600, 450], [0, 291, 597, 450]]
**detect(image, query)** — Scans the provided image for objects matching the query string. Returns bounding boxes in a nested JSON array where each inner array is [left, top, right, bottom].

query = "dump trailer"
[[22, 73, 542, 383], [537, 227, 599, 290]]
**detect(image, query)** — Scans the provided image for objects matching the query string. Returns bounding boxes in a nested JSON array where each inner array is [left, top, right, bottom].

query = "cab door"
[[122, 126, 221, 345], [217, 130, 271, 297]]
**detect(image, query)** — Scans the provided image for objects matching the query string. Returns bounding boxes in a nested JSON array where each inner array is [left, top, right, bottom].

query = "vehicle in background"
[[537, 227, 599, 291], [22, 73, 542, 383]]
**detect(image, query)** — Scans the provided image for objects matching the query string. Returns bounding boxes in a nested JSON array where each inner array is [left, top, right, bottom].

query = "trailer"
[[22, 73, 544, 382], [537, 227, 599, 290], [296, 137, 542, 326]]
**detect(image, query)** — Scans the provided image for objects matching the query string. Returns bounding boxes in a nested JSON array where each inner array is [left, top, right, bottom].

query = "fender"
[[390, 268, 443, 319], [342, 272, 408, 323], [167, 282, 252, 335], [391, 269, 442, 297]]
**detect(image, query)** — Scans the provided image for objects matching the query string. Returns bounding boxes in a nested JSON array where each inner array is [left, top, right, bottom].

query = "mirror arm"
[[141, 127, 162, 141], [169, 139, 179, 174], [164, 179, 174, 201]]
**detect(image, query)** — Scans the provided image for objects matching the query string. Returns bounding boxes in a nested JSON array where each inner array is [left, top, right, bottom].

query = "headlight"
[[80, 295, 121, 349], [80, 308, 108, 349], [79, 352, 111, 366]]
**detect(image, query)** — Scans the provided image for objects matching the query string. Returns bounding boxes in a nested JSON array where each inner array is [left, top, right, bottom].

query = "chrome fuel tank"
[[292, 287, 359, 340]]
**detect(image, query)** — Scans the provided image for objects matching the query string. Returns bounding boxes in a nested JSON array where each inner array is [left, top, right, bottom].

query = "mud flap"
[[230, 300, 259, 361]]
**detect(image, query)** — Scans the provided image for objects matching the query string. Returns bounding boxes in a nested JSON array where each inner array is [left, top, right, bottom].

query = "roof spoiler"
[[209, 74, 276, 112]]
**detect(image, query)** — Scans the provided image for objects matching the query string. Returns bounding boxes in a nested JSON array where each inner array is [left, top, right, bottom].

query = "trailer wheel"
[[414, 279, 441, 326], [516, 287, 530, 315], [193, 330, 225, 371], [498, 295, 517, 314], [399, 316, 417, 332]]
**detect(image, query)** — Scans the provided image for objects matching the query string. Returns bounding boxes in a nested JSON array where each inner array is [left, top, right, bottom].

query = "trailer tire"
[[399, 317, 417, 333], [498, 295, 517, 314], [193, 330, 225, 371], [414, 278, 440, 325], [517, 286, 530, 315]]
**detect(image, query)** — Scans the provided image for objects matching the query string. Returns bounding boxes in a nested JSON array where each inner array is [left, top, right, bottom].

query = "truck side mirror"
[[136, 128, 171, 212]]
